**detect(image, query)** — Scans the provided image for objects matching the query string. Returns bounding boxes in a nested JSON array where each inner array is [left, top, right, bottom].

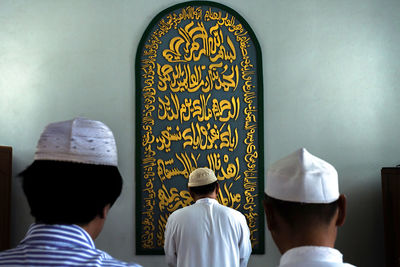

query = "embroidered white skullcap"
[[265, 148, 339, 203], [34, 117, 118, 166], [188, 167, 217, 187]]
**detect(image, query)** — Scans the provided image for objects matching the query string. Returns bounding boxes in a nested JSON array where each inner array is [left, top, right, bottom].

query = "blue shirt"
[[0, 224, 141, 267]]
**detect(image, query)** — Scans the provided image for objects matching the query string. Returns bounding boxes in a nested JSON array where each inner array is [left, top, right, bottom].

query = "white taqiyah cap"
[[34, 117, 118, 166], [265, 148, 339, 203], [188, 167, 218, 187]]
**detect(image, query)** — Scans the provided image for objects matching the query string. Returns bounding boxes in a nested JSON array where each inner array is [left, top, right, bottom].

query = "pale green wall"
[[1, 0, 399, 266]]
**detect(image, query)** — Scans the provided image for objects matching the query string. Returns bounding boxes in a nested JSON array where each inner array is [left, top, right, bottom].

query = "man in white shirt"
[[263, 148, 356, 267], [164, 167, 252, 267]]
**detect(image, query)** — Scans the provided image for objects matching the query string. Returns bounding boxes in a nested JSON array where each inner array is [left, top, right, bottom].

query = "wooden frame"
[[382, 167, 400, 267], [0, 146, 12, 251]]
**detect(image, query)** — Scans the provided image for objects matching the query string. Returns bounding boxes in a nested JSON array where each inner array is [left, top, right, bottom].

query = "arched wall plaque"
[[135, 1, 264, 254]]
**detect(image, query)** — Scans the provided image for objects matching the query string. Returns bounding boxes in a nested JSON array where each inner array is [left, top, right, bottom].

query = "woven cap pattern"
[[188, 167, 217, 187], [34, 117, 118, 166]]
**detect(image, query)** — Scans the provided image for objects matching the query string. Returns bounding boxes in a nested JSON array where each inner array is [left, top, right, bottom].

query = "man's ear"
[[336, 194, 347, 227], [101, 204, 111, 219], [188, 188, 195, 199], [263, 198, 276, 231], [215, 182, 220, 194]]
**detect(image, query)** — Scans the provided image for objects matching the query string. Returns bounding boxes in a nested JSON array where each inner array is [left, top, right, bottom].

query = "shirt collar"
[[195, 197, 219, 204], [20, 223, 96, 249], [280, 246, 344, 265]]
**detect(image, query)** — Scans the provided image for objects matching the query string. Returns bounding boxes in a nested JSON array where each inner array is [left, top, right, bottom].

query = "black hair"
[[188, 181, 218, 196], [264, 193, 339, 228], [20, 160, 122, 225]]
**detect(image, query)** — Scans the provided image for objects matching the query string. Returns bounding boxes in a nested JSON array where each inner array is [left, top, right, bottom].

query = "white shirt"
[[279, 246, 356, 267], [164, 198, 252, 267]]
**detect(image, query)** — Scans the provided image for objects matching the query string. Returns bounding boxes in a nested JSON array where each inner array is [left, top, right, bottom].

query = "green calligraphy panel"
[[135, 1, 264, 254]]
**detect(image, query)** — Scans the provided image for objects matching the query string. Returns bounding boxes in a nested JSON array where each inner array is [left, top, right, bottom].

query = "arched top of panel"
[[136, 1, 262, 71]]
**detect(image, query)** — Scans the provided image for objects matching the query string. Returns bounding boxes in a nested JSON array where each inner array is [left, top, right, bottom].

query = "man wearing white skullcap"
[[0, 118, 142, 267], [164, 167, 252, 267], [263, 148, 355, 267]]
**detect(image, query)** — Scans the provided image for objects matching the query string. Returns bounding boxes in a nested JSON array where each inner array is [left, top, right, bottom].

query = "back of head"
[[21, 160, 122, 224], [264, 194, 339, 231], [265, 148, 342, 231], [188, 167, 218, 197], [20, 117, 123, 225]]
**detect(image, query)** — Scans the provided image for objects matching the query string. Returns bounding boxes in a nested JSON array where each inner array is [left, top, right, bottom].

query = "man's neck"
[[275, 226, 337, 254], [80, 215, 106, 240], [192, 193, 217, 202]]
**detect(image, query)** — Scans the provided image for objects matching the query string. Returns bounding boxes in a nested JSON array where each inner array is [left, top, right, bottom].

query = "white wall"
[[1, 0, 399, 266]]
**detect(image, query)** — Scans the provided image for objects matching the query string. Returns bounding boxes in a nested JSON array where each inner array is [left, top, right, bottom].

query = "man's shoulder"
[[0, 245, 31, 265], [98, 256, 143, 267], [0, 242, 142, 267], [168, 204, 194, 219], [0, 246, 20, 259], [215, 202, 247, 218], [167, 201, 247, 225], [279, 246, 356, 267], [94, 249, 143, 267], [280, 262, 355, 267]]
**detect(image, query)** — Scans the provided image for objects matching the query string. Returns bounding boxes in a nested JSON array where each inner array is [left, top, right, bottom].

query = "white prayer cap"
[[265, 148, 339, 203], [188, 167, 217, 187], [34, 117, 118, 166]]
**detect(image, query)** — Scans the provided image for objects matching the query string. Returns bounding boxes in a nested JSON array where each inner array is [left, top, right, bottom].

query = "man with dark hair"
[[164, 167, 252, 267], [0, 117, 141, 266], [263, 148, 355, 267]]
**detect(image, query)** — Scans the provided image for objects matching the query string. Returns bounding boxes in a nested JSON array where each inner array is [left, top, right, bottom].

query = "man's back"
[[164, 198, 251, 267]]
